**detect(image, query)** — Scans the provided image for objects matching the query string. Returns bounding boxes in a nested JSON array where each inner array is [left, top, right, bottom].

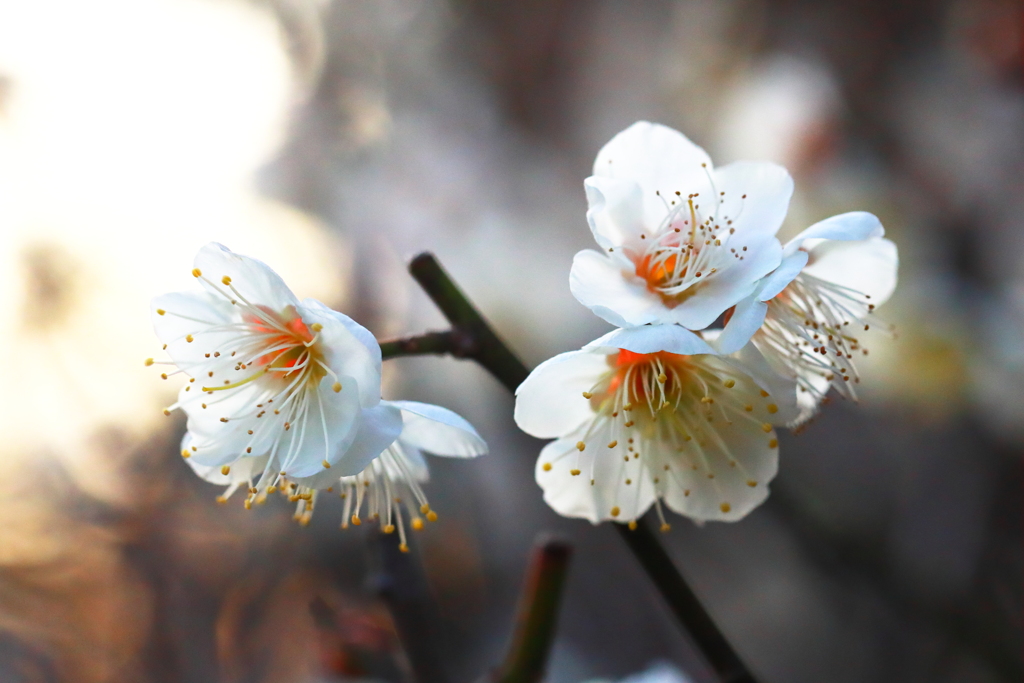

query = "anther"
[[767, 404, 778, 414], [426, 511, 438, 522], [220, 465, 231, 475], [660, 523, 671, 532], [761, 423, 772, 433], [181, 449, 190, 458], [570, 469, 581, 476], [747, 480, 757, 487], [582, 391, 593, 399], [144, 358, 154, 366], [399, 544, 410, 553], [332, 382, 342, 393], [156, 309, 166, 316], [311, 323, 323, 332], [723, 379, 735, 388], [610, 506, 620, 517], [657, 373, 667, 383], [542, 463, 552, 471], [576, 441, 586, 451], [720, 503, 732, 513], [412, 518, 425, 531], [162, 408, 171, 416], [161, 373, 168, 380], [384, 524, 395, 534], [192, 268, 202, 277], [220, 417, 229, 423], [185, 334, 194, 343], [608, 440, 618, 448], [322, 460, 331, 468], [769, 438, 778, 448], [351, 515, 362, 526], [628, 520, 638, 530], [221, 275, 232, 285]]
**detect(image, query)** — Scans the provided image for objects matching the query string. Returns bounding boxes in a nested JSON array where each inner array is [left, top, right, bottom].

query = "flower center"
[[629, 189, 750, 308], [758, 272, 889, 402]]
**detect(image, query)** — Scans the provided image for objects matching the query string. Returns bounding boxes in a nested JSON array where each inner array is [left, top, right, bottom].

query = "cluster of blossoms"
[[149, 244, 487, 549], [515, 121, 898, 528]]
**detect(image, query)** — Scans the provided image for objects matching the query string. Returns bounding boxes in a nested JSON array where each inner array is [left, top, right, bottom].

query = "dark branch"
[[495, 535, 574, 683], [615, 521, 756, 683]]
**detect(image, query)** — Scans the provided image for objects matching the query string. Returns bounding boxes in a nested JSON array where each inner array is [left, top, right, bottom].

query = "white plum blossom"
[[201, 399, 487, 550], [514, 327, 796, 528], [716, 211, 898, 423], [150, 243, 402, 490], [571, 121, 791, 334]]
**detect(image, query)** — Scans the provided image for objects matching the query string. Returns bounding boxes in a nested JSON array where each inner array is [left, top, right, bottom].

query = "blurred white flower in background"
[[583, 661, 694, 683], [0, 0, 346, 504]]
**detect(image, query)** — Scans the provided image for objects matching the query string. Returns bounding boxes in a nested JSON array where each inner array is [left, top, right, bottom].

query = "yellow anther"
[[156, 308, 166, 316], [181, 449, 190, 458], [761, 423, 772, 433], [267, 485, 277, 493], [744, 405, 753, 412], [624, 420, 635, 427], [767, 404, 779, 414], [701, 396, 713, 404], [322, 460, 331, 469], [399, 543, 410, 553], [311, 323, 323, 332], [411, 517, 425, 531], [570, 469, 581, 476], [582, 391, 593, 399], [216, 495, 227, 504], [623, 403, 633, 411], [657, 373, 667, 383], [576, 441, 586, 451], [145, 358, 155, 366], [723, 379, 735, 388], [660, 523, 671, 533], [163, 408, 171, 416], [608, 440, 618, 448], [301, 492, 312, 501], [244, 498, 253, 510], [628, 520, 638, 530], [185, 334, 194, 343], [769, 438, 778, 448], [383, 524, 396, 534], [221, 275, 232, 285], [332, 382, 342, 393], [220, 465, 231, 475], [759, 389, 769, 398], [542, 462, 552, 471], [192, 268, 202, 277], [610, 506, 621, 517], [420, 504, 431, 515], [426, 511, 438, 522], [747, 480, 758, 487], [351, 515, 362, 526], [161, 373, 168, 380], [220, 417, 229, 423]]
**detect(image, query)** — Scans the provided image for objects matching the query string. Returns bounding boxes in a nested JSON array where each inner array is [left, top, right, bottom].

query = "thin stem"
[[615, 521, 756, 683], [495, 535, 574, 683], [385, 251, 759, 683]]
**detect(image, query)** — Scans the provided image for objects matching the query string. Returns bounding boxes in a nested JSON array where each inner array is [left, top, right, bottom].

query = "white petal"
[[651, 374, 778, 524], [584, 176, 647, 250], [328, 402, 403, 476], [783, 211, 884, 257], [570, 250, 665, 328], [193, 242, 299, 311], [756, 251, 808, 301], [388, 400, 488, 458], [298, 298, 383, 407], [584, 325, 716, 356], [714, 296, 767, 354], [151, 291, 236, 367], [592, 121, 712, 186], [712, 160, 793, 240], [723, 343, 800, 426], [802, 237, 898, 305], [187, 452, 269, 485], [535, 430, 657, 524], [514, 349, 610, 439], [667, 233, 782, 330]]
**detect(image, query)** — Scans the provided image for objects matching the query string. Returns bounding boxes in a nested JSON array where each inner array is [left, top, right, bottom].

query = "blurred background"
[[0, 0, 1020, 681]]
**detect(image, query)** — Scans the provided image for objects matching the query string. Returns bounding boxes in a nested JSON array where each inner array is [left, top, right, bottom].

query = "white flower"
[[716, 211, 899, 423], [151, 243, 401, 485], [514, 328, 795, 527], [571, 121, 791, 333], [199, 400, 487, 550]]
